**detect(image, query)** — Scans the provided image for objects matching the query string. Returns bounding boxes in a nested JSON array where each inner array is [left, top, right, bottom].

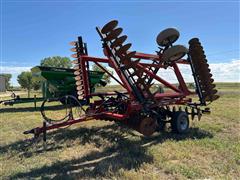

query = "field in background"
[[0, 83, 239, 179]]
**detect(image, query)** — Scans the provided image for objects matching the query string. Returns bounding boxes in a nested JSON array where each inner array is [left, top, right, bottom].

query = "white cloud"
[[161, 59, 240, 83], [1, 59, 239, 86], [0, 66, 32, 74], [0, 66, 32, 86], [110, 59, 240, 85], [209, 59, 240, 82]]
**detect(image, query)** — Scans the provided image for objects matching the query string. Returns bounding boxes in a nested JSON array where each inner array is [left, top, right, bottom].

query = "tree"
[[188, 83, 195, 89], [0, 74, 12, 90], [40, 56, 72, 68], [17, 72, 41, 97], [32, 79, 41, 91], [92, 64, 113, 85], [17, 72, 33, 97]]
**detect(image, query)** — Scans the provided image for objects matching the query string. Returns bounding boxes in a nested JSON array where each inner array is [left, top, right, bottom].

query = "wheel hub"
[[179, 117, 188, 131]]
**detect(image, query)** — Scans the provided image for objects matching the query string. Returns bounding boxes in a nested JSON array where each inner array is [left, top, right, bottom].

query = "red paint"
[[25, 46, 194, 137]]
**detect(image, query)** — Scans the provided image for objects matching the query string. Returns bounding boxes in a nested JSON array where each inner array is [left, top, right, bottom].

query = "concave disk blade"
[[69, 41, 78, 46], [116, 43, 131, 56], [110, 35, 127, 48], [104, 28, 123, 41], [101, 20, 118, 34]]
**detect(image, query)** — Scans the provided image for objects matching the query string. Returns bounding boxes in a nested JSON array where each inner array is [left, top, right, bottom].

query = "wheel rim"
[[179, 117, 188, 131]]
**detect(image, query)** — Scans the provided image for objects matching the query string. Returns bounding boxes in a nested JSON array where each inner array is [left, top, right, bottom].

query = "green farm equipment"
[[1, 66, 105, 106], [32, 66, 105, 99]]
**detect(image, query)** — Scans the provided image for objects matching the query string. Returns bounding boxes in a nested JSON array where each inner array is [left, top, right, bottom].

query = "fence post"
[[34, 95, 37, 110]]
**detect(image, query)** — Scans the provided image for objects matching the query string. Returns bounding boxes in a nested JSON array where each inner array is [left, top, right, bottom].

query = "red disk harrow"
[[24, 20, 219, 140]]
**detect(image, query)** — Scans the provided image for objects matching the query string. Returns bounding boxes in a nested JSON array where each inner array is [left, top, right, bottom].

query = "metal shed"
[[0, 76, 6, 92]]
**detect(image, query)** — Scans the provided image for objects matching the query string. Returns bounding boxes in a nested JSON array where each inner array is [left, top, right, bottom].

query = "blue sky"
[[1, 0, 239, 85]]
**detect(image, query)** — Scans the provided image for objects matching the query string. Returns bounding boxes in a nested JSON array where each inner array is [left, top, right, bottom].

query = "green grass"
[[0, 83, 240, 179]]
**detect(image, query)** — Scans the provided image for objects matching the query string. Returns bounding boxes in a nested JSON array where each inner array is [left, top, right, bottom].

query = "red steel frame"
[[80, 51, 191, 100], [24, 50, 194, 138]]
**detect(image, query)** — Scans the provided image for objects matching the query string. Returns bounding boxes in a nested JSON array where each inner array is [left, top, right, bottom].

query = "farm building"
[[0, 76, 6, 92]]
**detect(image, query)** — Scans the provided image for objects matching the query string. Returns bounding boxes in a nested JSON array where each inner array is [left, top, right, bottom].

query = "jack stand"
[[43, 121, 47, 150]]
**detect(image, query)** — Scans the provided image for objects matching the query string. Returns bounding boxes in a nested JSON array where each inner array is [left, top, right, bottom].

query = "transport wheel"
[[171, 111, 189, 134], [156, 28, 180, 46], [139, 117, 157, 136], [162, 45, 188, 62]]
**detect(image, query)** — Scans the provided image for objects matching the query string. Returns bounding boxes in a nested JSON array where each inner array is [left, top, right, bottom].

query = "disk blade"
[[110, 35, 127, 48], [104, 28, 123, 41], [101, 20, 118, 34], [115, 43, 132, 56]]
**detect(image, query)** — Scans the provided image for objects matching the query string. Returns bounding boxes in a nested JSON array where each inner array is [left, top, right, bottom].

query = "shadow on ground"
[[0, 104, 68, 113], [0, 106, 41, 113], [2, 123, 213, 179]]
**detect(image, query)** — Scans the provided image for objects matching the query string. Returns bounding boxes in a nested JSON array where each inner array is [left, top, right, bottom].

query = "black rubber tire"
[[171, 111, 189, 134]]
